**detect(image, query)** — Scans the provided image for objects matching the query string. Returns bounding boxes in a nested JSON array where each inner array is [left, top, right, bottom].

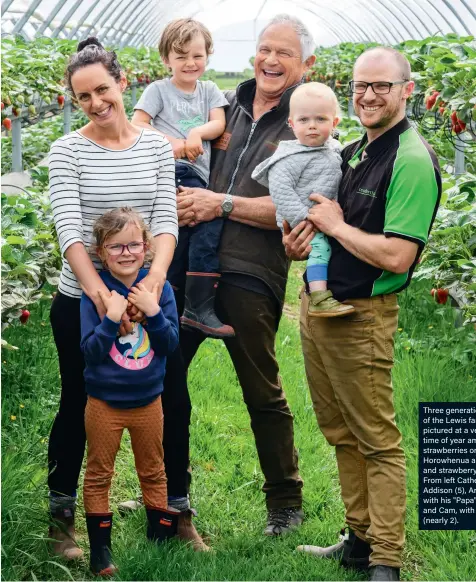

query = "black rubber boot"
[[85, 514, 117, 576], [297, 527, 371, 571], [146, 507, 179, 543], [180, 272, 235, 338], [369, 566, 400, 581]]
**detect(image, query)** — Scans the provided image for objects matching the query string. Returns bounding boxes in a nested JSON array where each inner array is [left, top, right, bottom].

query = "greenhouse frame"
[[2, 0, 476, 48]]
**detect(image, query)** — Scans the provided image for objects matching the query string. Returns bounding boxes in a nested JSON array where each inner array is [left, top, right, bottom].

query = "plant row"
[[1, 167, 61, 350], [305, 34, 476, 164], [1, 36, 166, 128]]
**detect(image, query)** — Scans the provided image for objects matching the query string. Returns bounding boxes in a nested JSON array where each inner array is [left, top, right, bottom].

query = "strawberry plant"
[[414, 172, 476, 324], [1, 167, 61, 349], [1, 36, 166, 122]]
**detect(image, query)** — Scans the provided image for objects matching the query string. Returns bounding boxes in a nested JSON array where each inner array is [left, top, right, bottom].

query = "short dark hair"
[[65, 37, 123, 95]]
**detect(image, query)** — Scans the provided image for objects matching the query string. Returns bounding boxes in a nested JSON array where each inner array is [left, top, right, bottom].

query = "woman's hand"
[[184, 130, 204, 162], [168, 137, 187, 160], [91, 289, 109, 320], [282, 220, 315, 260], [177, 192, 195, 227], [98, 289, 128, 323], [140, 270, 166, 301], [128, 283, 160, 317]]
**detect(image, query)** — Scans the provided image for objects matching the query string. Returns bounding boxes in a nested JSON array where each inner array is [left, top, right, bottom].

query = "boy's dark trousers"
[[172, 162, 234, 338], [171, 162, 224, 280]]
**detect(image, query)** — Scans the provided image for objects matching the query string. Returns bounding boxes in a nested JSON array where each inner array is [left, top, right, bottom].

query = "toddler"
[[252, 82, 355, 317], [80, 208, 180, 575], [133, 18, 234, 338]]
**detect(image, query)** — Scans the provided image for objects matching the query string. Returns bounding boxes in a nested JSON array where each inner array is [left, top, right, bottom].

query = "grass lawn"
[[2, 264, 475, 581]]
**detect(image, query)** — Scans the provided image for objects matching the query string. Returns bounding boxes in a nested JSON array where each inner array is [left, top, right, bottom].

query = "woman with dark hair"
[[47, 37, 201, 561]]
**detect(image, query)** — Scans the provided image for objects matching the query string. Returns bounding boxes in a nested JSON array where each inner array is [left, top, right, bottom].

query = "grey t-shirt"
[[134, 78, 228, 184]]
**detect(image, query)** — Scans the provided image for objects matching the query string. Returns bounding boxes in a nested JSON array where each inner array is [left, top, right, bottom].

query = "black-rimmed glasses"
[[103, 242, 146, 256], [349, 80, 409, 95]]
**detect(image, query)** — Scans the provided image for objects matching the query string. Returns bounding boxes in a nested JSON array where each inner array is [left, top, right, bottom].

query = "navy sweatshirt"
[[80, 269, 179, 406]]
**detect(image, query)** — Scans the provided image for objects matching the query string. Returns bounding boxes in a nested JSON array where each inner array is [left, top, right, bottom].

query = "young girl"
[[252, 82, 354, 317], [80, 208, 180, 575], [132, 18, 234, 339]]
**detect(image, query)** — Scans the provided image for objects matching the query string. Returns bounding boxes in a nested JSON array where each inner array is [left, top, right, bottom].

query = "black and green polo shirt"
[[328, 117, 441, 301]]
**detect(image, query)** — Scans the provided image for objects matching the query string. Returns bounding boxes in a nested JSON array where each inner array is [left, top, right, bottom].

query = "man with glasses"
[[285, 47, 441, 581]]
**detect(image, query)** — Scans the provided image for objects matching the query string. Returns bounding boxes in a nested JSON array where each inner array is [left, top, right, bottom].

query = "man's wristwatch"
[[221, 193, 233, 218]]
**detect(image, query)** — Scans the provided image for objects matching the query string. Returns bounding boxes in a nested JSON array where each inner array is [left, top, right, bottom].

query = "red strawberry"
[[57, 95, 65, 107], [1, 102, 4, 110], [438, 106, 445, 115], [19, 310, 30, 324], [431, 288, 449, 304], [12, 106, 21, 117], [3, 118, 12, 130]]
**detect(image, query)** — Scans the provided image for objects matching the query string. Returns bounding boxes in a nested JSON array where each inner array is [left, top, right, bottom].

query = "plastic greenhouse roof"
[[2, 0, 476, 71]]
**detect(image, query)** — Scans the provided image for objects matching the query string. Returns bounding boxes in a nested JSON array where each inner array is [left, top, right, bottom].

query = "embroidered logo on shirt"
[[109, 322, 154, 370], [357, 187, 377, 198], [213, 132, 231, 151]]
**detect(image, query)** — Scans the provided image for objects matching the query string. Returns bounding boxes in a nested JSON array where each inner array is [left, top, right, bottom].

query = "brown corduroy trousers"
[[300, 291, 406, 568], [83, 396, 167, 513]]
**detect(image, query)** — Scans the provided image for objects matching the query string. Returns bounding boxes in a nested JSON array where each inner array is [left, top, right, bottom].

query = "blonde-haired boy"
[[252, 82, 354, 316]]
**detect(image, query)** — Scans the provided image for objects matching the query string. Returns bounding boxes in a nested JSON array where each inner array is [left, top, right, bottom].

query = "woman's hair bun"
[[77, 37, 103, 52]]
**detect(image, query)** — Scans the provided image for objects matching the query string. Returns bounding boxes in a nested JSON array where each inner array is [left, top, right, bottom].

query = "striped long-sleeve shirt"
[[48, 129, 178, 298]]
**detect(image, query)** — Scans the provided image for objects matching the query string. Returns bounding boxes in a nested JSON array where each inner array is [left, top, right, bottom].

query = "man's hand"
[[282, 220, 315, 261], [169, 136, 187, 160], [128, 282, 160, 317], [177, 186, 221, 226], [184, 130, 204, 162], [307, 194, 344, 236]]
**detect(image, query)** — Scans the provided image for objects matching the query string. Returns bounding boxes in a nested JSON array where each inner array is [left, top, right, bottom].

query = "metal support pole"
[[454, 138, 466, 176], [63, 99, 72, 135], [347, 98, 354, 118], [11, 116, 23, 172], [131, 85, 137, 107]]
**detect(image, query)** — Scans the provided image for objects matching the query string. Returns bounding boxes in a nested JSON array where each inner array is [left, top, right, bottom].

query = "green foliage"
[[1, 36, 166, 117], [414, 173, 476, 324], [1, 167, 60, 348]]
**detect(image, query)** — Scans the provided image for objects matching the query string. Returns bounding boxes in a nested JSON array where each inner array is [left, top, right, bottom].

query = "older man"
[[289, 48, 441, 580], [164, 14, 317, 536]]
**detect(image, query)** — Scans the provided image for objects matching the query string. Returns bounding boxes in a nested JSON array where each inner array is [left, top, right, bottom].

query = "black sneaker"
[[297, 527, 371, 571], [264, 507, 304, 536], [369, 566, 400, 581]]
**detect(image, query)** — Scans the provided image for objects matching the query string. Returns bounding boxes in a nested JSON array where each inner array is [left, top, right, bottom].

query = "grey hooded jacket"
[[252, 139, 342, 230]]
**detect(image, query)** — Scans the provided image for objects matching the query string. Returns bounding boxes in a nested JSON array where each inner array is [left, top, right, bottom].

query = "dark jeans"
[[48, 291, 191, 499], [173, 162, 224, 276], [172, 281, 304, 509]]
